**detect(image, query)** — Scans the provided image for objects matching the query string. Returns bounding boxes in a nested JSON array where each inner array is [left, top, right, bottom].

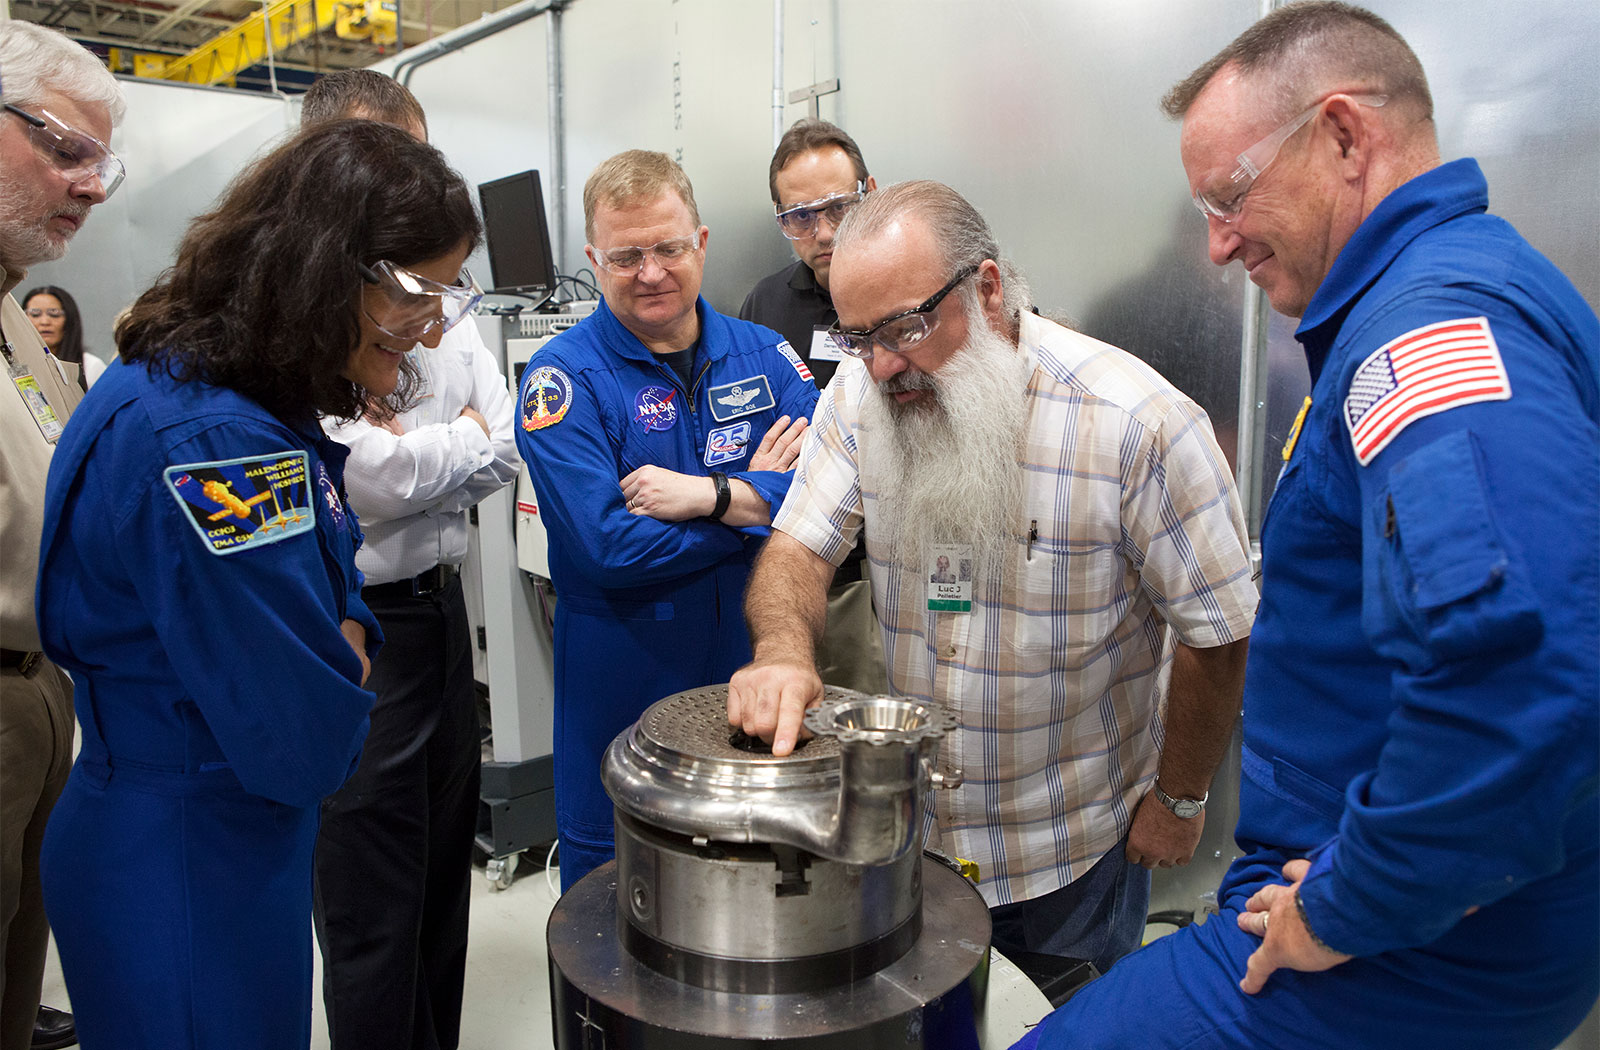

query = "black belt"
[[832, 558, 866, 586], [832, 542, 871, 585], [363, 564, 458, 600], [0, 648, 43, 676]]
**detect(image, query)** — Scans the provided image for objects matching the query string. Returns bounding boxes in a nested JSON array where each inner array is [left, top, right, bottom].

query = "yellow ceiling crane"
[[128, 0, 397, 87]]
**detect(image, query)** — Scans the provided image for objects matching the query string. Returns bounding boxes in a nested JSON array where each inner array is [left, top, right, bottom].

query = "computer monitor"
[[477, 170, 558, 300]]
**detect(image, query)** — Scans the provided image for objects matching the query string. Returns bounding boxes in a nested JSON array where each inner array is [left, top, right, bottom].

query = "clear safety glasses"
[[3, 102, 127, 199], [827, 264, 980, 361], [589, 235, 701, 276], [359, 259, 483, 341], [774, 182, 868, 240], [27, 307, 66, 320], [1192, 93, 1387, 223]]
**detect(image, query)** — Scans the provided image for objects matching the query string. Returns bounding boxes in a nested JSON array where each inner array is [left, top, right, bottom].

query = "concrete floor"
[[38, 856, 1599, 1049], [40, 851, 1052, 1049]]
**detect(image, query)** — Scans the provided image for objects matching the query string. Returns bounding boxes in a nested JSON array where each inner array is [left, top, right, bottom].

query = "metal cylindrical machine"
[[547, 685, 993, 1048]]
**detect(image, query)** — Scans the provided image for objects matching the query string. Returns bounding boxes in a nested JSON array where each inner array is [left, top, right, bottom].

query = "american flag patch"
[[1343, 317, 1511, 466], [777, 340, 813, 383]]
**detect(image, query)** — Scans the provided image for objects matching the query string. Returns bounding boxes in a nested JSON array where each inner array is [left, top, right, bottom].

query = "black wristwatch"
[[1153, 778, 1208, 819], [707, 471, 731, 521]]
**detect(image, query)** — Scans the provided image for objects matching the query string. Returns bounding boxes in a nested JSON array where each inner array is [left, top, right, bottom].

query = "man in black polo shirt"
[[740, 119, 886, 696]]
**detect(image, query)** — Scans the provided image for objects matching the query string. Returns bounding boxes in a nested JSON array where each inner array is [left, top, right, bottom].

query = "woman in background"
[[22, 285, 102, 389], [35, 119, 481, 1050]]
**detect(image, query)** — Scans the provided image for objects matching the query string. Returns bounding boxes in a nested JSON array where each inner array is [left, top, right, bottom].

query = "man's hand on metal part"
[[1125, 790, 1205, 870], [727, 657, 823, 757], [749, 414, 808, 472], [1238, 858, 1352, 995], [620, 465, 717, 521]]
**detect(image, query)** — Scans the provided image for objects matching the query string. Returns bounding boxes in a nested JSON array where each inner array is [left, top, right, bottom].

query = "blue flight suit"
[[515, 297, 819, 890], [35, 361, 379, 1050], [1018, 160, 1597, 1048]]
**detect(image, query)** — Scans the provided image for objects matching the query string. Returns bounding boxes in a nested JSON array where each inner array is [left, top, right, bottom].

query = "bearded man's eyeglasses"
[[827, 264, 981, 361]]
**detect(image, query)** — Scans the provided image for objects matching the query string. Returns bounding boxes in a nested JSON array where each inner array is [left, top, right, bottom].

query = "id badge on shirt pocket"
[[3, 342, 63, 443]]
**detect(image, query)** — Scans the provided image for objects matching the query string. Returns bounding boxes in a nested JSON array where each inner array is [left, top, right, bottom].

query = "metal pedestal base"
[[548, 860, 991, 1049]]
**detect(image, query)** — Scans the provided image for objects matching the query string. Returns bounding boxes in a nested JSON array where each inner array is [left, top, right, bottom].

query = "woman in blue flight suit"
[[35, 121, 482, 1050]]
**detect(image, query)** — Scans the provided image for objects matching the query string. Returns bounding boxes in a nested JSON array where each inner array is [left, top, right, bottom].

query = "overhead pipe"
[[1234, 0, 1282, 553], [391, 0, 571, 268], [772, 0, 784, 148], [545, 0, 567, 270], [393, 0, 564, 89]]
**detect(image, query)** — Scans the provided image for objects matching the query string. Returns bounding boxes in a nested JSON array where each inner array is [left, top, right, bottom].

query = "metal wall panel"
[[1256, 0, 1600, 519], [373, 22, 555, 290], [790, 0, 1261, 449], [557, 0, 783, 305]]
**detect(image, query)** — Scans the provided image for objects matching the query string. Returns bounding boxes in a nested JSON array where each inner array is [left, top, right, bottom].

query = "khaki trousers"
[[0, 659, 73, 1050], [815, 577, 890, 696]]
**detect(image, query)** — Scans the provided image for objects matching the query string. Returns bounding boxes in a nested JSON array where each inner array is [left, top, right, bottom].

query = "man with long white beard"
[[728, 180, 1258, 979]]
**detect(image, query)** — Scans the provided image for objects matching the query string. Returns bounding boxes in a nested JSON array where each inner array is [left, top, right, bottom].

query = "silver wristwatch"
[[1153, 779, 1207, 819]]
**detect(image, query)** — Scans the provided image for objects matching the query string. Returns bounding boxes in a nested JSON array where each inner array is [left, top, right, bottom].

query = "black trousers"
[[313, 574, 480, 1050]]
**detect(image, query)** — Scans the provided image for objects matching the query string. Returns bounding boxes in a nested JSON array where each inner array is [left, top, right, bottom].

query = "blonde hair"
[[582, 150, 700, 242]]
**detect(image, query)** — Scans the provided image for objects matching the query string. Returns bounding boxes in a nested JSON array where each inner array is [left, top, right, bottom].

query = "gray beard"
[[860, 309, 1033, 585], [0, 174, 77, 271]]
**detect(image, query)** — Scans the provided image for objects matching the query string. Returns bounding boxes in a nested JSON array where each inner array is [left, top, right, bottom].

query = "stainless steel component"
[[603, 685, 957, 866], [562, 685, 988, 1044], [548, 858, 990, 1049], [603, 687, 959, 992], [613, 811, 921, 993]]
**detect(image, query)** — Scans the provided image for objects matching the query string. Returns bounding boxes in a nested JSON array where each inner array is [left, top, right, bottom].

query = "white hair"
[[0, 21, 127, 126]]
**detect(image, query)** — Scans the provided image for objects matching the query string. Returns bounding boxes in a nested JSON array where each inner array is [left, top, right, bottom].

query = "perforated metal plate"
[[637, 684, 845, 766]]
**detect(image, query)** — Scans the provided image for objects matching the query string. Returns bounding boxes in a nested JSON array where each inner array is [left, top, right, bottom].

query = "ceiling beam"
[[136, 0, 221, 43]]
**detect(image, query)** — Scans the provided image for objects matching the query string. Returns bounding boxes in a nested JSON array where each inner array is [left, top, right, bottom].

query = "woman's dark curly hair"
[[118, 119, 482, 422]]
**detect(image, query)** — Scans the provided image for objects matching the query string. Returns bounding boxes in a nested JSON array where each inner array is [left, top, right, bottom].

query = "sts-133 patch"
[[518, 366, 576, 432], [522, 366, 573, 432], [164, 451, 314, 555]]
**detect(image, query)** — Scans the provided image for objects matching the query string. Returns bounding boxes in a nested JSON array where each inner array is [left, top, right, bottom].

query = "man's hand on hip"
[[1125, 790, 1205, 869]]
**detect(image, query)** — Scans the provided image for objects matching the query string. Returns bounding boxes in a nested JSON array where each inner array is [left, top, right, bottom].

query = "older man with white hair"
[[0, 19, 126, 1050], [729, 180, 1257, 979]]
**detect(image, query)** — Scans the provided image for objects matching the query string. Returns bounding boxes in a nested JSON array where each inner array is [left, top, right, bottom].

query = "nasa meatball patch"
[[164, 451, 315, 555], [634, 384, 680, 432]]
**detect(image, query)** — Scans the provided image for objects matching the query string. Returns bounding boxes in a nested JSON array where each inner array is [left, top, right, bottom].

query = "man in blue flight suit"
[[516, 150, 817, 891], [1016, 4, 1597, 1049]]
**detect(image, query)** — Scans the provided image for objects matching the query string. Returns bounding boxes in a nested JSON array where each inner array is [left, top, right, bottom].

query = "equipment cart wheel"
[[486, 851, 520, 891]]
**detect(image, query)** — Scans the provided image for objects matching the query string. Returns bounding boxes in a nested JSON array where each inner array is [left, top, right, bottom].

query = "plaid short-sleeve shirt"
[[774, 311, 1257, 906]]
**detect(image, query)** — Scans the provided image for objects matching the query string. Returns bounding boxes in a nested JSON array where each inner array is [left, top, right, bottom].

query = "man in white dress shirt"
[[302, 71, 520, 1050]]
